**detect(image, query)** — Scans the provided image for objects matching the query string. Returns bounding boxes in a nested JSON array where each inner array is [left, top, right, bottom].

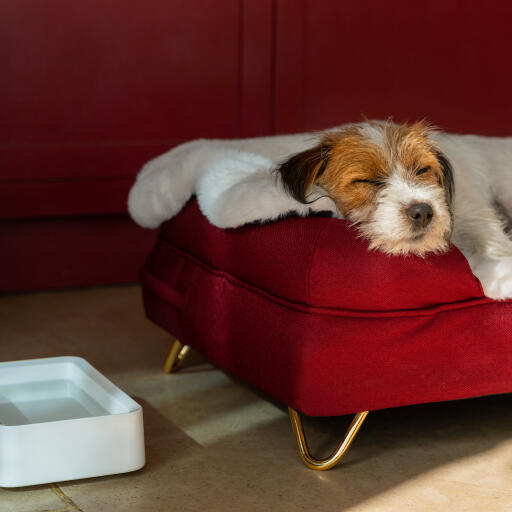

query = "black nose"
[[406, 202, 433, 228]]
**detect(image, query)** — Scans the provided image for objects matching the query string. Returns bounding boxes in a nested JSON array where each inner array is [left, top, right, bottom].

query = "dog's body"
[[128, 121, 512, 300]]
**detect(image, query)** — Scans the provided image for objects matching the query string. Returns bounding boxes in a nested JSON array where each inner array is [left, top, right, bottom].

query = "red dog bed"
[[140, 199, 512, 469]]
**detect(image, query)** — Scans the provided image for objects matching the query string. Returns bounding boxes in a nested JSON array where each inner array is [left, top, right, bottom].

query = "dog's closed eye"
[[352, 178, 385, 187], [416, 166, 430, 176]]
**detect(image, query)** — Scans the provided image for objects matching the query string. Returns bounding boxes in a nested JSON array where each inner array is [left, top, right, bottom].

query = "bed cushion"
[[141, 199, 512, 416], [155, 200, 484, 311]]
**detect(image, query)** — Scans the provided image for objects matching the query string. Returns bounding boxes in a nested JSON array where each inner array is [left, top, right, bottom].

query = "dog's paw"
[[128, 165, 186, 228], [467, 254, 512, 300], [128, 140, 208, 228]]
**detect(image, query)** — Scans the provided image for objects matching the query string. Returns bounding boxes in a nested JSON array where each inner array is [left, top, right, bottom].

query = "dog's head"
[[277, 120, 454, 256]]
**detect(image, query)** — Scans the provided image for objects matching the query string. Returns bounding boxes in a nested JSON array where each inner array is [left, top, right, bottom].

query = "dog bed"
[[140, 198, 512, 469]]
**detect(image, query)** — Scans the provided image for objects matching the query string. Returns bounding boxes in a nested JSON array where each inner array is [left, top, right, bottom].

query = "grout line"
[[50, 484, 84, 512]]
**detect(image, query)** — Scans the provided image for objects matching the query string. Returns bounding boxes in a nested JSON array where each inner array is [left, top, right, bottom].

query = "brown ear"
[[276, 140, 332, 203]]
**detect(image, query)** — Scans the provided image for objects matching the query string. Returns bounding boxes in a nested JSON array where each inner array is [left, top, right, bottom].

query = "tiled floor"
[[2, 286, 512, 512]]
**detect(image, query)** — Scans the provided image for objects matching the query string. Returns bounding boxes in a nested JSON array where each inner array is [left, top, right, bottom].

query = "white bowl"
[[0, 357, 145, 487]]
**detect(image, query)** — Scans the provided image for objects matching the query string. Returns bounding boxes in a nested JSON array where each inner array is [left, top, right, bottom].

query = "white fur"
[[359, 123, 387, 152], [128, 124, 512, 300], [128, 137, 339, 229]]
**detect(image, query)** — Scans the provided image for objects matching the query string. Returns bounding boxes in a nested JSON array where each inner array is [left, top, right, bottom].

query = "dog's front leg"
[[128, 140, 273, 228], [454, 205, 512, 299], [465, 253, 512, 300], [454, 202, 512, 257], [128, 133, 315, 228]]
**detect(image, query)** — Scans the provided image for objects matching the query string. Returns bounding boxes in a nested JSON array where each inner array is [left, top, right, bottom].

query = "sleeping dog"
[[129, 120, 512, 300]]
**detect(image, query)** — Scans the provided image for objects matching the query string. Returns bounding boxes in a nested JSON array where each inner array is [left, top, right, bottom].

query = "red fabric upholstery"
[[157, 201, 484, 311], [141, 199, 512, 416]]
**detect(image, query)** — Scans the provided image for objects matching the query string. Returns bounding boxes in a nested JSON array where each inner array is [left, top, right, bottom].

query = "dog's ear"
[[276, 140, 333, 203], [435, 150, 455, 206]]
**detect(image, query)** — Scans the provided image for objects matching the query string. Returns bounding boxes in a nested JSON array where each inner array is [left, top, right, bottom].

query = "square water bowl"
[[0, 357, 145, 487]]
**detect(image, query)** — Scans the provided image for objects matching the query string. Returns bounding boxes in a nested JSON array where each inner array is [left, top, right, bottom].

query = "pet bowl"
[[0, 356, 145, 487]]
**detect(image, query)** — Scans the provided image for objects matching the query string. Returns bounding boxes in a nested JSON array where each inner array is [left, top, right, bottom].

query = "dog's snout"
[[407, 202, 433, 228]]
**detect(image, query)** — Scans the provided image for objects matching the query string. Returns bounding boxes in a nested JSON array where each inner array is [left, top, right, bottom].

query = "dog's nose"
[[406, 202, 433, 228]]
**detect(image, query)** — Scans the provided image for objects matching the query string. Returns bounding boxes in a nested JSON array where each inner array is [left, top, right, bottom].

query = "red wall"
[[1, 1, 274, 292], [2, 1, 512, 291], [1, 0, 275, 219], [274, 0, 512, 135]]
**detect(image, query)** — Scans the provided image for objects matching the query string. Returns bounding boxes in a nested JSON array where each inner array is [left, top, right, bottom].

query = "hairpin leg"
[[288, 407, 369, 470], [163, 338, 191, 373]]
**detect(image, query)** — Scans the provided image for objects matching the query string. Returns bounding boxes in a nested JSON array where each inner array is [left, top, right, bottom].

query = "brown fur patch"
[[317, 127, 391, 216]]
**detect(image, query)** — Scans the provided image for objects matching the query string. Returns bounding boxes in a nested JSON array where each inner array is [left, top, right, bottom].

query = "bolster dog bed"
[[140, 198, 512, 470]]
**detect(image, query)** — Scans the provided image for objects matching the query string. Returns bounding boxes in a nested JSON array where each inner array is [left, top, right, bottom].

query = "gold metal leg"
[[163, 338, 191, 373], [288, 407, 369, 470]]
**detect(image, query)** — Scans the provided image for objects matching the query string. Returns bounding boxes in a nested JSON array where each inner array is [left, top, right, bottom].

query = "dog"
[[128, 120, 512, 300]]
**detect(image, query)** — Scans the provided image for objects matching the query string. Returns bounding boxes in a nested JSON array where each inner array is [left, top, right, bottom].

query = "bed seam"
[[143, 238, 502, 319]]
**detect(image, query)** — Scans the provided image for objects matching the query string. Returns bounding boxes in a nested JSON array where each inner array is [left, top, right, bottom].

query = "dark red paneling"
[[240, 0, 275, 137], [0, 0, 279, 220], [275, 0, 512, 135], [0, 0, 248, 218], [0, 0, 278, 291], [0, 0, 244, 218], [0, 178, 133, 219], [0, 215, 157, 292], [0, 0, 241, 149], [274, 0, 307, 134], [0, 143, 176, 182], [0, 144, 173, 218]]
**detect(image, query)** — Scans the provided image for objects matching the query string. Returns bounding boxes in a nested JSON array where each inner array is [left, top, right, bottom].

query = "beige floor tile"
[[2, 286, 512, 512], [0, 286, 170, 377], [346, 478, 512, 512], [0, 484, 69, 512]]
